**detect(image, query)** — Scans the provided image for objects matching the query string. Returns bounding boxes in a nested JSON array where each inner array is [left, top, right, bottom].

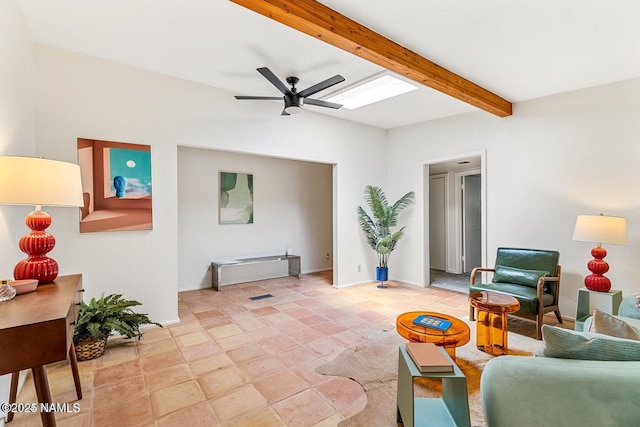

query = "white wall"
[[0, 0, 36, 420], [177, 147, 333, 290], [0, 0, 36, 270], [388, 78, 640, 318], [33, 45, 387, 324]]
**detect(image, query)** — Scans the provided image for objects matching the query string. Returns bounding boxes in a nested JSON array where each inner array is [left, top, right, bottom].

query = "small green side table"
[[574, 287, 623, 331], [397, 345, 470, 427]]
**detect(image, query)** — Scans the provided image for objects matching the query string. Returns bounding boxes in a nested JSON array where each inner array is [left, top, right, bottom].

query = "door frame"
[[423, 150, 487, 286]]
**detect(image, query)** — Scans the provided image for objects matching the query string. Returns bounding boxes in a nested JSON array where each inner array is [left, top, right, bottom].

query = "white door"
[[463, 174, 481, 272], [429, 175, 446, 271]]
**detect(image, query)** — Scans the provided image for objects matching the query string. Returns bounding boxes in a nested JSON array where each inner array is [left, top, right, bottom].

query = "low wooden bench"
[[211, 254, 301, 291]]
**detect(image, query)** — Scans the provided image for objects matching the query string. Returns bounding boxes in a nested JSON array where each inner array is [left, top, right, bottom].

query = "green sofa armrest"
[[481, 356, 640, 427], [619, 296, 640, 319]]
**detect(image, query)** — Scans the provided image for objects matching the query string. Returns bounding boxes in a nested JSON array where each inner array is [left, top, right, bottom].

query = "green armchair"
[[469, 247, 562, 339]]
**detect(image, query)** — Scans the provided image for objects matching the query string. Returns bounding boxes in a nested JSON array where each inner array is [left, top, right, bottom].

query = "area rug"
[[315, 317, 546, 427]]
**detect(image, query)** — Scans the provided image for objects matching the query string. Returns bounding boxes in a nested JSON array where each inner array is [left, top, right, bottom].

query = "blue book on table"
[[412, 315, 452, 332]]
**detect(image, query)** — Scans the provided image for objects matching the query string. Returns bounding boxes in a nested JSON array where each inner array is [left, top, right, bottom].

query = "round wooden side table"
[[396, 311, 470, 358], [469, 291, 520, 356]]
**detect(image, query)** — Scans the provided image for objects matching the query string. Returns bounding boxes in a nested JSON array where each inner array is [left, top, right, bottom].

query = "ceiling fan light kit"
[[284, 105, 303, 115], [235, 67, 344, 116]]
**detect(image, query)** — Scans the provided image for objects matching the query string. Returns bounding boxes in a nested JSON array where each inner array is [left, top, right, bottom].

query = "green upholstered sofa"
[[469, 247, 562, 339], [619, 295, 640, 319], [480, 315, 640, 427]]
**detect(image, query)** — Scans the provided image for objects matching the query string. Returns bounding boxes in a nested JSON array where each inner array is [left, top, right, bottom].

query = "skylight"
[[324, 73, 419, 110]]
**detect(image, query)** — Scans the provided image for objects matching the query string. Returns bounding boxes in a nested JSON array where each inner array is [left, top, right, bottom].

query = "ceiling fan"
[[235, 67, 345, 115]]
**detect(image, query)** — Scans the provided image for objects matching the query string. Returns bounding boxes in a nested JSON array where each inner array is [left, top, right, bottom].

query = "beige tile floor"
[[8, 271, 532, 426]]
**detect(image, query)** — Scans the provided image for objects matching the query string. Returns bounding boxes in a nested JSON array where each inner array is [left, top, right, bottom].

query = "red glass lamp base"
[[583, 246, 611, 292], [13, 209, 59, 285], [14, 257, 59, 284], [584, 274, 611, 292]]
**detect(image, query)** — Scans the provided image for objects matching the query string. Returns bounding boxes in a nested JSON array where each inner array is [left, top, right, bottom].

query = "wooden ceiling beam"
[[230, 0, 512, 117]]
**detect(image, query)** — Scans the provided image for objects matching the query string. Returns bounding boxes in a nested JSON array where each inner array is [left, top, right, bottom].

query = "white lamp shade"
[[0, 156, 84, 207], [572, 215, 628, 245]]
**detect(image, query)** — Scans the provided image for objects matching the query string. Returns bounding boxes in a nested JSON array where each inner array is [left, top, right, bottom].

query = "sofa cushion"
[[492, 265, 549, 288], [535, 324, 640, 361], [590, 309, 640, 340]]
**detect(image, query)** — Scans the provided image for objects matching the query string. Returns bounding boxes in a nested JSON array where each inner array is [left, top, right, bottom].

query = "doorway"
[[426, 152, 486, 291]]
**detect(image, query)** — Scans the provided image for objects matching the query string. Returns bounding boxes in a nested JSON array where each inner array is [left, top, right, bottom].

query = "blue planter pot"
[[376, 267, 389, 283]]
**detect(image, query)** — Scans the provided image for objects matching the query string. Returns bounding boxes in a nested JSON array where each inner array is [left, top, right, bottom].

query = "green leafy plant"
[[357, 185, 415, 268], [73, 293, 162, 342]]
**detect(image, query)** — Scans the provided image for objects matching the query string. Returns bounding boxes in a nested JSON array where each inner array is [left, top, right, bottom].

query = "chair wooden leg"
[[68, 343, 82, 400], [536, 316, 543, 340], [554, 310, 563, 324], [7, 371, 19, 423]]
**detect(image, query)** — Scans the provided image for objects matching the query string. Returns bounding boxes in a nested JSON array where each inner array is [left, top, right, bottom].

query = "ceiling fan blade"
[[281, 109, 290, 116], [304, 98, 343, 109], [298, 75, 345, 98], [235, 96, 283, 100], [257, 67, 292, 96]]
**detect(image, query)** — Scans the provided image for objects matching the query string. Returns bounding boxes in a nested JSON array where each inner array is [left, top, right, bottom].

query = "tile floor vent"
[[249, 293, 274, 301]]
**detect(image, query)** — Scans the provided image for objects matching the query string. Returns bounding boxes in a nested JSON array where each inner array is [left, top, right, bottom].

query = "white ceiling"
[[16, 0, 640, 129]]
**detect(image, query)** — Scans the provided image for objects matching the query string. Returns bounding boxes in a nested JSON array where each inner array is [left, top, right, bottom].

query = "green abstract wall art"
[[219, 171, 253, 224]]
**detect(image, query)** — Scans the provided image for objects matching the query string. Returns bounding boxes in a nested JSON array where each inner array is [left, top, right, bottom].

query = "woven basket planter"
[[74, 335, 108, 361]]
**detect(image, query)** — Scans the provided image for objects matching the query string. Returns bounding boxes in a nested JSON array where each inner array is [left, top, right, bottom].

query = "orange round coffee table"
[[396, 311, 470, 358]]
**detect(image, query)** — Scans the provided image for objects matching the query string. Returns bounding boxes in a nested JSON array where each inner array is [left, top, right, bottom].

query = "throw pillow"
[[534, 325, 640, 361], [589, 309, 640, 340], [492, 265, 549, 288]]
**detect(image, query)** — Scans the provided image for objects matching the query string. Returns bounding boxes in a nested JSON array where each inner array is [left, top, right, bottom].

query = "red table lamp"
[[0, 156, 83, 284], [572, 214, 627, 292]]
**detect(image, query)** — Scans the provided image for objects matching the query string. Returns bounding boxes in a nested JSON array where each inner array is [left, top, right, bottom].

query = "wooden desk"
[[0, 274, 83, 427]]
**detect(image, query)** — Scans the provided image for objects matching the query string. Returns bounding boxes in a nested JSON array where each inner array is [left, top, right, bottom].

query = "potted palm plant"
[[357, 185, 415, 288], [73, 293, 162, 361]]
